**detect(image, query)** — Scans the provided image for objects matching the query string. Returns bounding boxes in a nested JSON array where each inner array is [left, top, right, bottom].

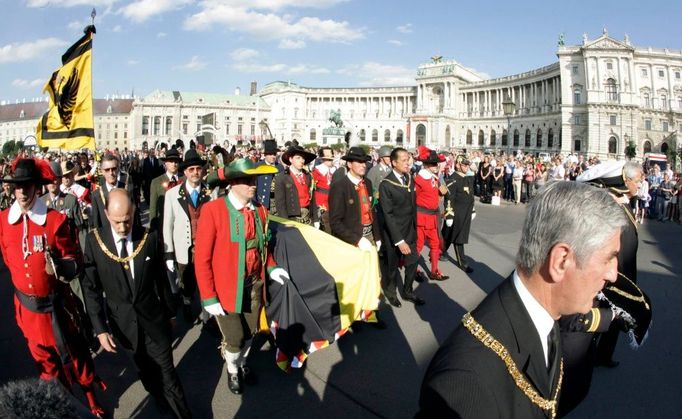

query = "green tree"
[[2, 140, 16, 156], [625, 140, 637, 160]]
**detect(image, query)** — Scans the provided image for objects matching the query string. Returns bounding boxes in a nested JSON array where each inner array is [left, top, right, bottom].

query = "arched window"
[[513, 129, 519, 147], [359, 129, 366, 142], [608, 136, 617, 154], [165, 116, 172, 135], [605, 78, 618, 102], [396, 129, 404, 144], [416, 124, 426, 145], [384, 129, 391, 143], [501, 129, 508, 146], [558, 129, 562, 148], [445, 126, 451, 147], [661, 142, 669, 153], [536, 129, 542, 148], [490, 129, 496, 146], [547, 128, 554, 148], [524, 129, 531, 147], [310, 128, 316, 142], [643, 93, 650, 108], [372, 129, 378, 142], [574, 88, 582, 105], [643, 140, 652, 153], [661, 94, 668, 109], [478, 130, 484, 146], [466, 130, 473, 145]]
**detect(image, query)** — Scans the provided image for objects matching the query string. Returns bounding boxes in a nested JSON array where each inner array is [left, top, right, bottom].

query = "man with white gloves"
[[194, 158, 282, 395], [441, 156, 477, 274]]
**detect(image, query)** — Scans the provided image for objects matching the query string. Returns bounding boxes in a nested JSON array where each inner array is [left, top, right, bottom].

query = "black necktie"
[[547, 322, 560, 386], [119, 238, 135, 294], [402, 174, 409, 185]]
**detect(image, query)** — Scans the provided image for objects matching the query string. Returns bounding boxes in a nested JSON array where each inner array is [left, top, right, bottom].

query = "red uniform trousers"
[[416, 211, 441, 273]]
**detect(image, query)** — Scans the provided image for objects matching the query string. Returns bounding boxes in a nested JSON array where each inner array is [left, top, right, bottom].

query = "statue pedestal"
[[322, 127, 346, 145]]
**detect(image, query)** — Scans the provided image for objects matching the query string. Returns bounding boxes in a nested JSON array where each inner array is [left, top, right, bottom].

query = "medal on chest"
[[32, 235, 44, 252]]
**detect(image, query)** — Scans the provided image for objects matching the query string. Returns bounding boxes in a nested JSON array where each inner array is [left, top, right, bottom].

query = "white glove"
[[313, 221, 320, 229], [471, 212, 477, 221], [165, 260, 175, 272], [270, 268, 290, 285], [204, 302, 225, 316], [357, 237, 373, 252], [375, 240, 382, 250], [446, 219, 454, 227]]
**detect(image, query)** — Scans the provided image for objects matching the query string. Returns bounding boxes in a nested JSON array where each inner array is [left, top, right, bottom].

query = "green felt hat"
[[207, 158, 278, 186]]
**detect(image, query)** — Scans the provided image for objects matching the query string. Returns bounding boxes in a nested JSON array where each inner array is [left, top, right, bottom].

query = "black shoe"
[[239, 366, 257, 385], [596, 359, 620, 368], [386, 296, 402, 308], [403, 292, 425, 306], [415, 271, 427, 283], [227, 372, 243, 394]]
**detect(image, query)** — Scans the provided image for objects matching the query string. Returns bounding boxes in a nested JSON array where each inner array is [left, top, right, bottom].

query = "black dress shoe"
[[415, 271, 426, 283], [596, 359, 620, 368], [227, 372, 243, 394], [239, 366, 257, 385], [403, 293, 425, 306], [386, 296, 402, 308], [460, 265, 474, 274]]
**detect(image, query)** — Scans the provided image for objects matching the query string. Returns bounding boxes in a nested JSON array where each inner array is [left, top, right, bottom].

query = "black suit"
[[82, 226, 191, 419], [328, 175, 381, 244], [377, 171, 418, 300], [143, 156, 164, 204], [418, 276, 561, 419]]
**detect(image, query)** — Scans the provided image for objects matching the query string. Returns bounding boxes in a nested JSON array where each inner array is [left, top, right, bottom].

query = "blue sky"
[[2, 0, 682, 103]]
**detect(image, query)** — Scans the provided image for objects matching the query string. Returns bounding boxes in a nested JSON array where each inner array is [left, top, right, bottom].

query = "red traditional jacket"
[[415, 168, 441, 229], [312, 164, 335, 210], [0, 199, 79, 346], [195, 194, 277, 313]]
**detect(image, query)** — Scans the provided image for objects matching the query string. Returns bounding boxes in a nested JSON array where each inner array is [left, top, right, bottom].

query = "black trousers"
[[177, 262, 197, 303], [380, 240, 419, 300], [132, 329, 192, 419]]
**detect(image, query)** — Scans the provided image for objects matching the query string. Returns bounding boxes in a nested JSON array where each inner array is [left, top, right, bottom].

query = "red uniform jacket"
[[312, 164, 335, 210], [195, 196, 277, 313], [0, 200, 79, 346], [415, 169, 441, 230]]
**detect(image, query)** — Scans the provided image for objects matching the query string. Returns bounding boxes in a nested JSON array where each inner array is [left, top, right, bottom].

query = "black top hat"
[[4, 158, 56, 185], [179, 149, 207, 171], [341, 146, 371, 163], [262, 139, 278, 155], [160, 148, 182, 162], [282, 145, 316, 166]]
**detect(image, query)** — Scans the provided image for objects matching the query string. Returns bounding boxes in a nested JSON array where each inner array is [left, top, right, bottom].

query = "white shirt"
[[346, 172, 362, 185], [393, 170, 407, 185], [8, 197, 47, 226], [185, 181, 200, 197], [166, 172, 178, 182], [227, 191, 254, 211], [512, 270, 555, 367], [111, 227, 135, 279]]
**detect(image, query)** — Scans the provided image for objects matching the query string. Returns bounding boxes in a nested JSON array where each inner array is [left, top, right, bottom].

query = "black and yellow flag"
[[36, 25, 96, 150]]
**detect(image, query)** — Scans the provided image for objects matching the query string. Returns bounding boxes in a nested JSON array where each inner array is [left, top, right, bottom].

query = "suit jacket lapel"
[[498, 277, 552, 398], [177, 184, 191, 219]]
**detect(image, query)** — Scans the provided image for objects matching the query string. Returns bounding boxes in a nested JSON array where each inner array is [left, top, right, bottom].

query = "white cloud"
[[11, 79, 44, 89], [183, 2, 364, 44], [27, 0, 118, 7], [338, 62, 415, 86], [230, 48, 259, 61], [279, 39, 305, 49], [112, 25, 123, 32], [67, 20, 83, 30], [0, 38, 68, 64], [232, 62, 329, 75], [128, 59, 139, 65], [157, 32, 167, 38], [396, 23, 413, 34], [387, 39, 403, 47], [120, 0, 192, 23], [174, 56, 207, 71]]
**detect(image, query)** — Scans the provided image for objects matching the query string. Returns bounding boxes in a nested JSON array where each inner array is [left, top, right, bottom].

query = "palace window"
[[142, 116, 149, 135], [676, 71, 681, 79], [608, 137, 617, 154], [658, 70, 665, 78], [384, 129, 390, 142], [572, 65, 578, 75], [643, 94, 650, 108], [641, 68, 648, 77], [574, 90, 581, 105], [524, 129, 531, 147], [360, 129, 366, 142], [662, 121, 669, 132], [610, 115, 617, 126], [310, 129, 316, 142], [251, 125, 255, 135], [645, 119, 652, 130], [547, 129, 554, 148], [574, 115, 582, 125], [536, 129, 542, 148], [661, 94, 668, 109], [372, 129, 378, 142], [574, 139, 581, 152], [165, 117, 172, 135], [513, 129, 519, 147], [606, 62, 613, 70], [605, 78, 618, 102]]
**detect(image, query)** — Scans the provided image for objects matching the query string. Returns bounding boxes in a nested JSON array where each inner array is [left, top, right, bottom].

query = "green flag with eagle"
[[36, 25, 96, 150]]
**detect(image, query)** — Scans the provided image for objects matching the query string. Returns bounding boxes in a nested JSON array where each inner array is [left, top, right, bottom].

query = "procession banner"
[[265, 216, 381, 371], [36, 26, 96, 150]]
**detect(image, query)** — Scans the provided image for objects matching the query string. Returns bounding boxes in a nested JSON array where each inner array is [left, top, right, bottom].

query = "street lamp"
[[502, 95, 516, 155]]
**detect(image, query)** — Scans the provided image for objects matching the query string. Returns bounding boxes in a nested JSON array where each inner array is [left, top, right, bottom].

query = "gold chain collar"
[[462, 313, 563, 419], [380, 175, 412, 193], [93, 229, 149, 264]]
